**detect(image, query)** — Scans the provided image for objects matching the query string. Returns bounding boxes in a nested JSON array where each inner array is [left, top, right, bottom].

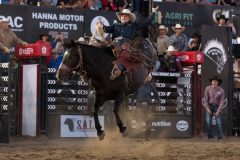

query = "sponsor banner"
[[201, 25, 229, 134], [60, 115, 104, 137], [153, 2, 240, 37], [25, 6, 84, 42], [83, 10, 118, 38], [127, 114, 192, 137], [0, 5, 26, 39]]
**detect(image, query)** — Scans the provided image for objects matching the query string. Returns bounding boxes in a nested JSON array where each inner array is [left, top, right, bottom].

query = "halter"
[[60, 45, 87, 80]]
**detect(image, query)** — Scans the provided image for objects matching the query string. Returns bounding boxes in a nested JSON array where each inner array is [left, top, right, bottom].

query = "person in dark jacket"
[[133, 73, 160, 141], [96, 8, 156, 40], [153, 45, 183, 73]]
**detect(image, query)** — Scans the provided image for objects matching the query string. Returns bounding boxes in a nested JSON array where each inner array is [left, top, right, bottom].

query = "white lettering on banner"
[[32, 12, 58, 20], [19, 48, 34, 55], [176, 120, 189, 131], [152, 121, 171, 127], [59, 14, 84, 22], [39, 22, 77, 30], [0, 16, 23, 28]]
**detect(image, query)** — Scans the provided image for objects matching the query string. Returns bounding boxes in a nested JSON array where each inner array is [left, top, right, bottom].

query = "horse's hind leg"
[[114, 93, 127, 137], [93, 97, 105, 140]]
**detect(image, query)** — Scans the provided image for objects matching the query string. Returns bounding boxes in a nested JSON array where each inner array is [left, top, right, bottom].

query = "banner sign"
[[25, 6, 84, 42], [201, 25, 229, 134], [153, 2, 240, 37], [127, 114, 192, 138], [60, 115, 104, 137]]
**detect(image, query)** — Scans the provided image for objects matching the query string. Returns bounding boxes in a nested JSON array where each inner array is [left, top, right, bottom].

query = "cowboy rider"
[[96, 7, 159, 79]]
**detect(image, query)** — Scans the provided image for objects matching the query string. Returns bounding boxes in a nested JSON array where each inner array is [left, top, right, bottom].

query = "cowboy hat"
[[78, 37, 85, 42], [217, 14, 228, 22], [116, 9, 136, 23], [172, 24, 185, 32], [159, 25, 168, 32], [166, 46, 175, 52], [209, 76, 222, 85], [0, 17, 9, 23]]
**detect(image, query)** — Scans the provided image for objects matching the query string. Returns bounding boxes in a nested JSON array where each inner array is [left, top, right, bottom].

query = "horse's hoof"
[[121, 127, 128, 137], [98, 131, 105, 141]]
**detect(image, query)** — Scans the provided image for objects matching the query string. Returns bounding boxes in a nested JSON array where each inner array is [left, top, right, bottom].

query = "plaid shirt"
[[169, 33, 188, 51], [203, 85, 225, 113], [0, 28, 25, 51]]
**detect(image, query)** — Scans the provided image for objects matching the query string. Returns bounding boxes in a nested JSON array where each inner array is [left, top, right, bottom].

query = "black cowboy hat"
[[209, 76, 222, 85], [39, 33, 51, 40], [217, 15, 228, 22]]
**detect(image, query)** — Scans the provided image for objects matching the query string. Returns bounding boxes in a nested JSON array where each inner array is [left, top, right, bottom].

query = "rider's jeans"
[[206, 104, 223, 139]]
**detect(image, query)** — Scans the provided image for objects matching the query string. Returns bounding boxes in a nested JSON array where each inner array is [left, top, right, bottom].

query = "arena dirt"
[[1, 131, 240, 160]]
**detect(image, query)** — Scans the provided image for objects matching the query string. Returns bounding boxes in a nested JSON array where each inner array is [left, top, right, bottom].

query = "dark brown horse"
[[56, 38, 157, 140]]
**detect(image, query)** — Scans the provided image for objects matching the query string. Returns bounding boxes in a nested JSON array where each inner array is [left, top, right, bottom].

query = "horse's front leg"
[[114, 93, 127, 137], [93, 97, 105, 140]]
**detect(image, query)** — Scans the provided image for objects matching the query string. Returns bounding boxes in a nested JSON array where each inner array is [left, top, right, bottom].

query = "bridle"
[[59, 45, 87, 80]]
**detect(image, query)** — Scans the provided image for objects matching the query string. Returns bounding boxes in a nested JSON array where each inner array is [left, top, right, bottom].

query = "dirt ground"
[[1, 131, 240, 160]]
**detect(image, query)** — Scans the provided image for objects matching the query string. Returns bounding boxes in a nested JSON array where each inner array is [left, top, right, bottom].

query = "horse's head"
[[56, 40, 81, 81]]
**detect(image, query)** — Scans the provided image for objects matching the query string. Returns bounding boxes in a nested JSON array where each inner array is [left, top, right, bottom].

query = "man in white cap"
[[0, 17, 28, 62], [153, 45, 182, 72], [169, 24, 188, 51], [155, 25, 170, 56]]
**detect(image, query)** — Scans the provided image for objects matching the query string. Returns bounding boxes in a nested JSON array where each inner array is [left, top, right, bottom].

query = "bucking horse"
[[56, 37, 157, 140]]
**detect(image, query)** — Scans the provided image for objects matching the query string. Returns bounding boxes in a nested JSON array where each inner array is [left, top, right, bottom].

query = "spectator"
[[48, 49, 64, 68], [51, 32, 64, 48], [216, 14, 236, 35], [54, 42, 65, 56], [155, 25, 170, 56], [153, 46, 183, 73], [36, 33, 51, 44], [133, 73, 160, 141], [187, 32, 202, 51], [0, 17, 28, 63], [203, 76, 225, 140], [169, 24, 188, 51]]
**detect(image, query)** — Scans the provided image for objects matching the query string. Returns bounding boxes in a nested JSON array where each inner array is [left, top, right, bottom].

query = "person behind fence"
[[155, 25, 170, 56], [203, 76, 225, 140], [132, 73, 160, 141], [169, 24, 188, 51], [153, 45, 183, 73], [0, 17, 28, 63]]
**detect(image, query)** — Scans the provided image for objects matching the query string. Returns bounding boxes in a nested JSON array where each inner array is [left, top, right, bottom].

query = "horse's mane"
[[77, 42, 115, 58]]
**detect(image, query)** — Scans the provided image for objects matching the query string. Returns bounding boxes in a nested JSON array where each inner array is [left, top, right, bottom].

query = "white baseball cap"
[[0, 17, 9, 23]]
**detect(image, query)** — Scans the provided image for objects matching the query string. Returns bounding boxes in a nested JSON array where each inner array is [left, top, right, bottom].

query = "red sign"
[[15, 43, 51, 58], [175, 51, 204, 65]]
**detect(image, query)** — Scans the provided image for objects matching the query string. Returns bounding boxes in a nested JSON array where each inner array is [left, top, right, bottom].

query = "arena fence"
[[126, 71, 193, 138]]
